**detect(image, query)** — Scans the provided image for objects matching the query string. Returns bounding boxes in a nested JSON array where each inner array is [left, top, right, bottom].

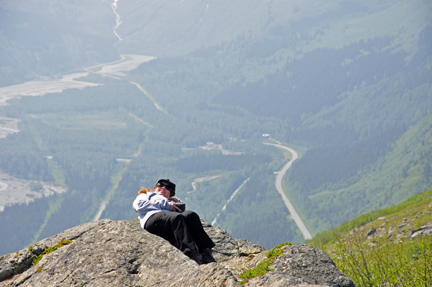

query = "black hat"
[[156, 179, 176, 196]]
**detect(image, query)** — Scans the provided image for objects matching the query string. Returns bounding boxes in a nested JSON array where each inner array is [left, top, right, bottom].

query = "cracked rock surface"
[[245, 244, 354, 287], [0, 219, 354, 287]]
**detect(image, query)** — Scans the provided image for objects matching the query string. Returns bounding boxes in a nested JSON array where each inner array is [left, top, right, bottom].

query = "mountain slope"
[[286, 105, 432, 233], [308, 188, 432, 286], [0, 0, 119, 86], [115, 0, 339, 56]]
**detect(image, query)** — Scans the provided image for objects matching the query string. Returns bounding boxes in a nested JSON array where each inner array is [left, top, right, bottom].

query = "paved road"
[[264, 142, 313, 240]]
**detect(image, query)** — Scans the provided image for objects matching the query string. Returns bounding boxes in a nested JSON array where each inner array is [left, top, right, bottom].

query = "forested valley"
[[0, 0, 431, 256]]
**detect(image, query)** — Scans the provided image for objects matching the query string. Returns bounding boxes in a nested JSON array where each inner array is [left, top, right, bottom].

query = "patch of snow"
[[0, 171, 66, 212], [116, 158, 132, 163], [0, 73, 100, 107], [0, 117, 20, 139], [199, 142, 243, 155]]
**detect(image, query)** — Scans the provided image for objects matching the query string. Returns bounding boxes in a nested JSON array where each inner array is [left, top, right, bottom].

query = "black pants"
[[144, 211, 215, 257]]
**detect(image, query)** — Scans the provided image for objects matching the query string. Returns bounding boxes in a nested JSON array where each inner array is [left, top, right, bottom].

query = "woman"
[[132, 179, 216, 264]]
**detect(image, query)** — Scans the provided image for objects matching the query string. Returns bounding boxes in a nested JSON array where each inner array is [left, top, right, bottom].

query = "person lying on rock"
[[132, 178, 216, 264]]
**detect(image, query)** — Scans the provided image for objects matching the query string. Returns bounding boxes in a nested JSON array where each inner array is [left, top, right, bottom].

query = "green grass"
[[308, 187, 432, 286], [334, 229, 432, 286], [35, 266, 44, 273], [239, 242, 291, 285], [308, 188, 432, 249], [32, 239, 73, 266], [339, 188, 432, 232]]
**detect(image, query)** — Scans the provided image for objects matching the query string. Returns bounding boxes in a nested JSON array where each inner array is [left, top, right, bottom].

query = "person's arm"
[[133, 193, 171, 214]]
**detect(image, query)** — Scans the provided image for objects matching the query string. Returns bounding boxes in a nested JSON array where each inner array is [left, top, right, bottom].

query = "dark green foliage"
[[0, 197, 50, 255], [29, 182, 43, 191], [287, 112, 432, 234], [174, 154, 271, 173], [213, 37, 403, 123], [212, 172, 305, 248], [0, 129, 52, 181], [289, 126, 406, 193]]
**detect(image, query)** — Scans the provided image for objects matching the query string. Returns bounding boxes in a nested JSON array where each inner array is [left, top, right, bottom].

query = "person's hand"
[[169, 196, 180, 203], [169, 202, 182, 212]]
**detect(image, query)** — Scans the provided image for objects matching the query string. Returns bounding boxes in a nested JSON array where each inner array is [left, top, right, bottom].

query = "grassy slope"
[[309, 188, 432, 250], [308, 188, 432, 286]]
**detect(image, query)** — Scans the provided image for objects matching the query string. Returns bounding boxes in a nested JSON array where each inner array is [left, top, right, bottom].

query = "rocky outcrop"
[[245, 244, 354, 287], [0, 219, 354, 287]]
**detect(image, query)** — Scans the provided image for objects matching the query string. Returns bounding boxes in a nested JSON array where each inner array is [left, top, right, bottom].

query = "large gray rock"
[[245, 244, 355, 287], [0, 219, 354, 287]]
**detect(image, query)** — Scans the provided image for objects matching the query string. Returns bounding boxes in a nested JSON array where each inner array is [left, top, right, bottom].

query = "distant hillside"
[[126, 0, 432, 235], [0, 1, 119, 86], [114, 0, 343, 56], [308, 188, 432, 286], [286, 109, 432, 233]]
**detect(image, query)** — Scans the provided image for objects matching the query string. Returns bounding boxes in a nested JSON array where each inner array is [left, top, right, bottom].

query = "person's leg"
[[145, 213, 176, 244], [144, 212, 198, 258], [181, 211, 217, 263], [182, 211, 215, 251]]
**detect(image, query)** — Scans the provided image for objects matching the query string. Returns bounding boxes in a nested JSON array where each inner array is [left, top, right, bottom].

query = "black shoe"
[[189, 252, 200, 264], [200, 248, 216, 264]]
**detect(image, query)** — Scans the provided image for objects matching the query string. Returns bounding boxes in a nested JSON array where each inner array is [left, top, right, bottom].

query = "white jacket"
[[132, 192, 174, 228]]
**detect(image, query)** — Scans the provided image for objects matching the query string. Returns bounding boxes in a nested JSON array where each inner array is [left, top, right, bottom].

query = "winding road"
[[264, 142, 312, 240]]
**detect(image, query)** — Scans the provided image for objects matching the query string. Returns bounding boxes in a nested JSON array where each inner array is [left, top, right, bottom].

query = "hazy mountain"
[[0, 0, 119, 86], [0, 0, 431, 256]]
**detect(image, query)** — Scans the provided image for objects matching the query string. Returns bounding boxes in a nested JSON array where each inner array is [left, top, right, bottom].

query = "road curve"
[[264, 142, 313, 240]]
